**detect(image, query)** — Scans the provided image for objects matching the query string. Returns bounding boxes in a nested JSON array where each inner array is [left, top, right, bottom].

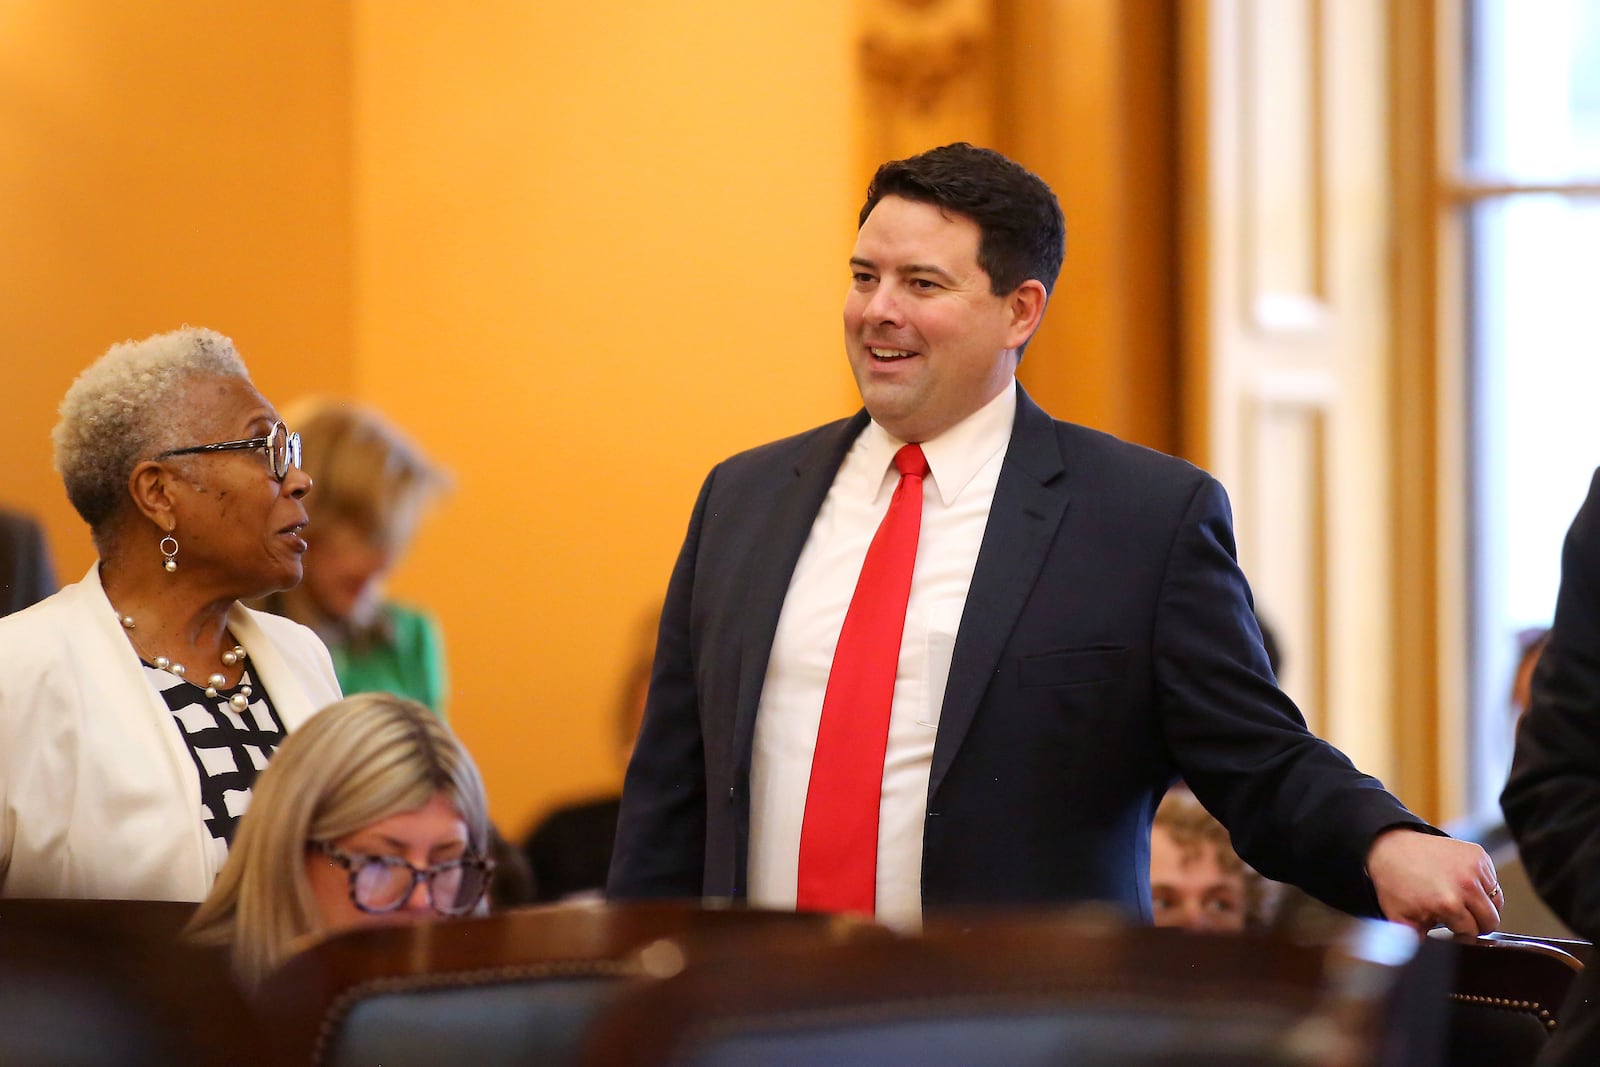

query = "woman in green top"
[[259, 400, 451, 715]]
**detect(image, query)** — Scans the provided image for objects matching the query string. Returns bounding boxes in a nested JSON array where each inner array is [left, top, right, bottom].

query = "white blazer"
[[0, 565, 343, 900]]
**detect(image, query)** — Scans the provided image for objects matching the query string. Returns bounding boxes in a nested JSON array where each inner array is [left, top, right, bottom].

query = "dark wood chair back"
[[0, 896, 198, 939], [0, 897, 259, 1066], [253, 899, 881, 1066], [582, 907, 1439, 1067], [1446, 931, 1587, 1067]]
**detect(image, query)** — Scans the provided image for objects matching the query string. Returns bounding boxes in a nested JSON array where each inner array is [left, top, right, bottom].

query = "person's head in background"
[[1150, 787, 1276, 933], [184, 693, 492, 991], [269, 400, 448, 633], [1511, 626, 1552, 724]]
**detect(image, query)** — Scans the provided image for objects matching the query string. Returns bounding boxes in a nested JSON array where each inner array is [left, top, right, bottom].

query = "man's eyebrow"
[[898, 263, 959, 283], [849, 257, 960, 284]]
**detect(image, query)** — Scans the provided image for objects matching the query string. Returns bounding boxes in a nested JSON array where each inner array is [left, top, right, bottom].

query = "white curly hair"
[[53, 326, 252, 537]]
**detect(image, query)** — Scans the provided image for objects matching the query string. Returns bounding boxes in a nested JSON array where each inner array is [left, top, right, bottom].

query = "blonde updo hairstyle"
[[284, 399, 448, 557], [184, 693, 490, 991], [52, 326, 251, 551]]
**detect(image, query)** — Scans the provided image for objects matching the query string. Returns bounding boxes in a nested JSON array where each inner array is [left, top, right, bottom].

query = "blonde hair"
[[282, 399, 448, 554], [1152, 787, 1278, 930], [184, 693, 489, 991], [53, 326, 250, 537]]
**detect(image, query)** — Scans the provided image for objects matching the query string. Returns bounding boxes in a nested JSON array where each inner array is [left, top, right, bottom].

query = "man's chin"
[[858, 381, 918, 421]]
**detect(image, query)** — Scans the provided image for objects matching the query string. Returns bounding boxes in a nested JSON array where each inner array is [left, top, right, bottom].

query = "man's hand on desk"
[[1366, 827, 1502, 935]]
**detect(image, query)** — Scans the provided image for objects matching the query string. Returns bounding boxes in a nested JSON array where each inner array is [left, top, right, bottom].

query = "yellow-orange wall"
[[0, 0, 353, 564], [349, 2, 860, 836]]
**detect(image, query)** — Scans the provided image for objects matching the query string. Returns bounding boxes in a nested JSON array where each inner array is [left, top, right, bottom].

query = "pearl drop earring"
[[160, 535, 179, 573]]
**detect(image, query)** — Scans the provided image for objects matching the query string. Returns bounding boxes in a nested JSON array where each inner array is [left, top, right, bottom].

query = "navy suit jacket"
[[1502, 467, 1600, 1065], [609, 386, 1426, 918]]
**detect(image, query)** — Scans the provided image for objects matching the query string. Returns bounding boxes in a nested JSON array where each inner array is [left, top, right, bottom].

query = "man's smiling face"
[[842, 195, 1036, 443]]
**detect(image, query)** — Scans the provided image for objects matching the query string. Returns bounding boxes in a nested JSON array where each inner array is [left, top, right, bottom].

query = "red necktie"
[[796, 443, 929, 915]]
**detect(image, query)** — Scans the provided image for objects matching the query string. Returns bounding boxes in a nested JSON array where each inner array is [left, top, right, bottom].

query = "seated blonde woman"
[[185, 693, 494, 991]]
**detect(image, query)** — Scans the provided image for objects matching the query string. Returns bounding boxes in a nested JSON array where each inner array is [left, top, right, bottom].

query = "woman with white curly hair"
[[0, 326, 342, 901]]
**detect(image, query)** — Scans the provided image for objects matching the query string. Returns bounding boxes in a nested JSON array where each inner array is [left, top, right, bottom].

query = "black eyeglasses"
[[156, 421, 302, 482], [312, 841, 495, 916]]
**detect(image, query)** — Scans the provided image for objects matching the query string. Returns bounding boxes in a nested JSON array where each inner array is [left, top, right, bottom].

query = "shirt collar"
[[858, 379, 1017, 507]]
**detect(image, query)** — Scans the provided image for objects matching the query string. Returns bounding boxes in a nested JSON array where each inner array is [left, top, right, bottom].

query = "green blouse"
[[329, 603, 449, 719]]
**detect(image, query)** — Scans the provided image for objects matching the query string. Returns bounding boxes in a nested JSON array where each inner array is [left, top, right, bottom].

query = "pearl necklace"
[[114, 611, 255, 712]]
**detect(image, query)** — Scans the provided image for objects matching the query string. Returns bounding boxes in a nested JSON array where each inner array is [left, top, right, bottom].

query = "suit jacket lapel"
[[929, 386, 1070, 798], [729, 411, 870, 782]]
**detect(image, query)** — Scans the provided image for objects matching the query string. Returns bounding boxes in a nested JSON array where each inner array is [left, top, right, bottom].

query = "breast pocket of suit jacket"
[[1009, 646, 1135, 780], [1017, 645, 1131, 691]]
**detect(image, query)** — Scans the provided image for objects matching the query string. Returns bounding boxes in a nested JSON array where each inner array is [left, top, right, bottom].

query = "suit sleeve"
[[1154, 476, 1430, 916], [607, 473, 714, 899], [1502, 468, 1600, 940]]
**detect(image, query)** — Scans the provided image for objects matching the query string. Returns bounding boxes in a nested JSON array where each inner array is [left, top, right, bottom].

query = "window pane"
[[1469, 0, 1600, 178], [1467, 194, 1600, 810]]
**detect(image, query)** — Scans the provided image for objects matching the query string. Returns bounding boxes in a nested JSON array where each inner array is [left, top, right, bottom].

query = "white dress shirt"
[[748, 383, 1016, 927]]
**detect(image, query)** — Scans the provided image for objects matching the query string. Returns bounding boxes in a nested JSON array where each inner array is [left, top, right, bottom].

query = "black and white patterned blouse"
[[144, 664, 286, 855]]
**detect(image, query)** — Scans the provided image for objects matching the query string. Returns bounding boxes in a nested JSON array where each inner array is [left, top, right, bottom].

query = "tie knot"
[[894, 444, 929, 480]]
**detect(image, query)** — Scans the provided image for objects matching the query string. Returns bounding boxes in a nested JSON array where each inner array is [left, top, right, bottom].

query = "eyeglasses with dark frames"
[[312, 840, 494, 916], [155, 421, 302, 482]]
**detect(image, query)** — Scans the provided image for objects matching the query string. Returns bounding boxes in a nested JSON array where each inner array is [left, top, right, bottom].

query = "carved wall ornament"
[[858, 0, 991, 119], [859, 27, 984, 114]]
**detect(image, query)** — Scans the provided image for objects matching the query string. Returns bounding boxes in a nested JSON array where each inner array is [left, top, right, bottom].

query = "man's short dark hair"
[[859, 142, 1066, 298]]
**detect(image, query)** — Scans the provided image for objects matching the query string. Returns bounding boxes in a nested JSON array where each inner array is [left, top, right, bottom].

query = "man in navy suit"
[[609, 143, 1500, 933]]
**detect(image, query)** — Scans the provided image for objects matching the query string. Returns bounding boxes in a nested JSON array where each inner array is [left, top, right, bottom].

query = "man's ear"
[[128, 461, 179, 533], [1004, 279, 1049, 350]]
